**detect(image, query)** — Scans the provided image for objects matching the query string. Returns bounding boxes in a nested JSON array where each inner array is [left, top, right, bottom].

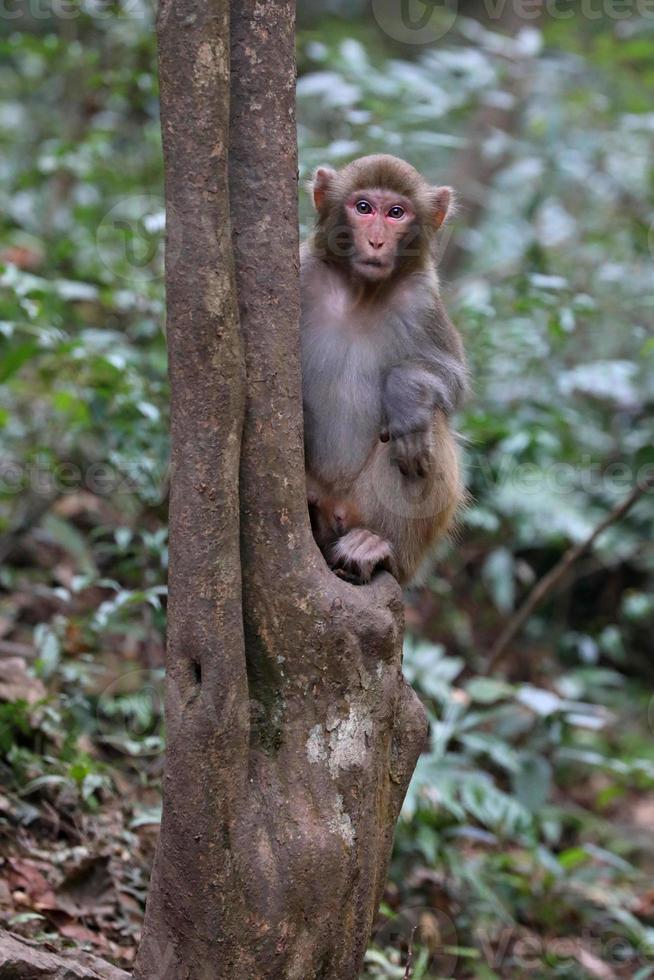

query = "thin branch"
[[485, 473, 654, 674], [403, 926, 418, 980]]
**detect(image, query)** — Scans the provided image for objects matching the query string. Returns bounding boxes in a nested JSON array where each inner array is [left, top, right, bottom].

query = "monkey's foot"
[[328, 529, 396, 585], [332, 566, 362, 585]]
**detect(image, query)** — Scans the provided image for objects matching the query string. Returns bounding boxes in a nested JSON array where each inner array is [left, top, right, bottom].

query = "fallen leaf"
[[0, 658, 46, 705]]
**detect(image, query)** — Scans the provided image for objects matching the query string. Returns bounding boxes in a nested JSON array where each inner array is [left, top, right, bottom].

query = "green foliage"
[[0, 700, 32, 754], [375, 639, 654, 976], [0, 3, 653, 976]]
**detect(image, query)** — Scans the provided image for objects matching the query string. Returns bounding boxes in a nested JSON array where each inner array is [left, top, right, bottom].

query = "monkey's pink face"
[[345, 189, 415, 281]]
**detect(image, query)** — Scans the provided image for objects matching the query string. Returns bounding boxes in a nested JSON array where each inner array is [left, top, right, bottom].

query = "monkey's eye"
[[388, 205, 405, 219], [355, 200, 373, 215]]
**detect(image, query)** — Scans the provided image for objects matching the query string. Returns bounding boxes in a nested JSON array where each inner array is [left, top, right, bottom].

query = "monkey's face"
[[344, 189, 416, 282]]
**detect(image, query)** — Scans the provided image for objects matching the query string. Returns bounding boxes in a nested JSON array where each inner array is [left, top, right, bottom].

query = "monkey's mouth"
[[357, 258, 392, 277]]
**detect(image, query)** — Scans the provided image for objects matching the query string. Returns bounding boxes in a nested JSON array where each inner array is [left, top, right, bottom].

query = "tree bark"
[[133, 2, 427, 978]]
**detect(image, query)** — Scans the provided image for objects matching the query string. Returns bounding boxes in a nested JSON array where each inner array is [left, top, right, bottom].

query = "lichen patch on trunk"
[[328, 793, 356, 847], [306, 723, 328, 764], [194, 39, 228, 89], [328, 699, 373, 776], [306, 700, 373, 777]]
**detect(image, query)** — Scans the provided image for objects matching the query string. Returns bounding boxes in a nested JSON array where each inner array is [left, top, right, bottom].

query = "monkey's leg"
[[307, 478, 392, 584], [306, 474, 336, 548], [352, 414, 464, 584], [306, 472, 359, 547], [305, 468, 395, 584]]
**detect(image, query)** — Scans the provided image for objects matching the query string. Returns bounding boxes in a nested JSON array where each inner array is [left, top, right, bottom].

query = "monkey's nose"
[[368, 239, 384, 250]]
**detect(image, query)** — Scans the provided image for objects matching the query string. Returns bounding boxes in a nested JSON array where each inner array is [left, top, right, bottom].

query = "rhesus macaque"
[[301, 154, 467, 585]]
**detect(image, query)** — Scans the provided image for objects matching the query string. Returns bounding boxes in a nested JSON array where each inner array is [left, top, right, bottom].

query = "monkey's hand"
[[389, 428, 433, 479]]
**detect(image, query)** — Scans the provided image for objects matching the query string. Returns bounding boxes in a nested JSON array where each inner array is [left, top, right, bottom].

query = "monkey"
[[300, 154, 467, 586]]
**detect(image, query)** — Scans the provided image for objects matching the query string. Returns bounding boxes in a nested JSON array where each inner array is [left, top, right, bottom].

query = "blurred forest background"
[[0, 1, 653, 977]]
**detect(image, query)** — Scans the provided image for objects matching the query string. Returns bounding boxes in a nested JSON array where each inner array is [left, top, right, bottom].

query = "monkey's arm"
[[383, 299, 466, 432], [381, 305, 467, 477], [380, 368, 444, 478]]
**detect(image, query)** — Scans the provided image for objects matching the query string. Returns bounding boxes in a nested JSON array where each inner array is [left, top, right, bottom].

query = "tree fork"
[[133, 2, 427, 978]]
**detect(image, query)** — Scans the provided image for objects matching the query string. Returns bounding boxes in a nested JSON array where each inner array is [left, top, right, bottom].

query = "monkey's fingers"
[[332, 566, 362, 585], [415, 451, 432, 479], [391, 431, 433, 480]]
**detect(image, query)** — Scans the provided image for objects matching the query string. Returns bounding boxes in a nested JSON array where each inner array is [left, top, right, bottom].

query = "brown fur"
[[301, 155, 467, 585], [309, 413, 463, 584], [311, 154, 450, 282]]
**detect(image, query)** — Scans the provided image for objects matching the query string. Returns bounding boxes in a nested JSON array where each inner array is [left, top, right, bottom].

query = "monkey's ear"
[[429, 186, 455, 230], [310, 166, 337, 212]]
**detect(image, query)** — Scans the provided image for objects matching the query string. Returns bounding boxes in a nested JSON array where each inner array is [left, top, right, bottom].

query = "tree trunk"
[[133, 2, 427, 978]]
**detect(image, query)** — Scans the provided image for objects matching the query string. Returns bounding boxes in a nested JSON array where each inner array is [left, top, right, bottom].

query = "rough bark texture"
[[0, 929, 129, 979], [133, 2, 427, 978]]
